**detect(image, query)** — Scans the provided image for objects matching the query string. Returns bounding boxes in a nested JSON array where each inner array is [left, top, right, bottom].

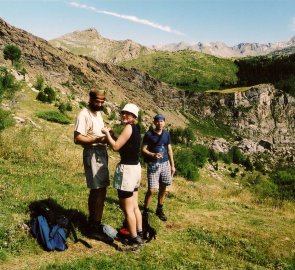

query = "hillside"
[[0, 18, 188, 126], [49, 28, 153, 64], [0, 85, 295, 270], [121, 50, 238, 92]]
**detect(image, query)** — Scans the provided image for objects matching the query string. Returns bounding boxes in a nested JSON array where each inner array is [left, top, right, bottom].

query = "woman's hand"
[[101, 127, 111, 135]]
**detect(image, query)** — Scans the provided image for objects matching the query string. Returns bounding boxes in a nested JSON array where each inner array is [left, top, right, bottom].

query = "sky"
[[0, 0, 295, 47]]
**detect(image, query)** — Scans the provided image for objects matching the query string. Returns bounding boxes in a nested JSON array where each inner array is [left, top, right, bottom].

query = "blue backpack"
[[32, 215, 68, 251]]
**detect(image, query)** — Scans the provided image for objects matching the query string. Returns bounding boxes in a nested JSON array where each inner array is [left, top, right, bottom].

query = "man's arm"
[[142, 144, 162, 159], [74, 131, 107, 145], [167, 144, 176, 177]]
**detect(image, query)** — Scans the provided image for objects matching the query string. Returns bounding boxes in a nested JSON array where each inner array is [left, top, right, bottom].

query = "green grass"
[[0, 88, 295, 270], [121, 50, 238, 92]]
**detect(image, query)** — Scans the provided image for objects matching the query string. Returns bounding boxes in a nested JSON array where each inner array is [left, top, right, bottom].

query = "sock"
[[137, 230, 143, 237]]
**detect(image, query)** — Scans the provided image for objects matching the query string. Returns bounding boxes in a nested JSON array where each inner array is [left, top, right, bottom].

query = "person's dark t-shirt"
[[119, 124, 141, 165], [142, 130, 171, 162]]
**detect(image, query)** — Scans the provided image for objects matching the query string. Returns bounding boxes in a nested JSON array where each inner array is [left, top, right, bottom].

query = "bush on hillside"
[[170, 127, 195, 145], [242, 173, 279, 203], [0, 108, 14, 132], [58, 102, 72, 114], [192, 144, 209, 168], [34, 75, 45, 91], [271, 168, 295, 200], [174, 144, 209, 181], [0, 67, 20, 100], [174, 148, 199, 181], [3, 44, 21, 65], [36, 111, 71, 124], [36, 86, 56, 103]]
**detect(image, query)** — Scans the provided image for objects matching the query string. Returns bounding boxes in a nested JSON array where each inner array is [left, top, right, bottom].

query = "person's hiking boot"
[[128, 236, 144, 247], [88, 223, 114, 243], [156, 207, 167, 221], [137, 231, 144, 241]]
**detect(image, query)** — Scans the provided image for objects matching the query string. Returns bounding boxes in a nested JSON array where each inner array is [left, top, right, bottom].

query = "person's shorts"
[[147, 160, 172, 189], [113, 163, 141, 192], [83, 147, 110, 189]]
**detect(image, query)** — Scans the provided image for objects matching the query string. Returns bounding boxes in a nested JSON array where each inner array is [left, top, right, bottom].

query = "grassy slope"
[[0, 87, 295, 270], [121, 50, 238, 92]]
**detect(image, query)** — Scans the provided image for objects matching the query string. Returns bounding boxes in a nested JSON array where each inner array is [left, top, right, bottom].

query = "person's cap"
[[154, 114, 165, 121], [89, 89, 106, 99], [121, 103, 139, 118]]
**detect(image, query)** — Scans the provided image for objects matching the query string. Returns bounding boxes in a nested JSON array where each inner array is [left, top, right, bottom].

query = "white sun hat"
[[121, 103, 139, 118]]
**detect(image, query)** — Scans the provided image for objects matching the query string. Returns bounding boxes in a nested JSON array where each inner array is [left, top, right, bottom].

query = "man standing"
[[142, 114, 175, 221], [74, 89, 111, 241]]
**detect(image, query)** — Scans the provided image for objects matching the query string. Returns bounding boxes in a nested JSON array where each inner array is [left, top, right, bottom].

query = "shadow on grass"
[[28, 198, 119, 250]]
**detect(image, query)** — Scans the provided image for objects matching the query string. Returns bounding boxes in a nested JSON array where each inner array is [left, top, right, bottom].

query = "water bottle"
[[159, 144, 165, 163]]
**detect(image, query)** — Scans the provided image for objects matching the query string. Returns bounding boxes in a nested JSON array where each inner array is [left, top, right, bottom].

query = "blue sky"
[[0, 0, 295, 46]]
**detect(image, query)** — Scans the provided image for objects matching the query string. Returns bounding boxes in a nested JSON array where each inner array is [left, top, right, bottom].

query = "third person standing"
[[142, 114, 175, 222]]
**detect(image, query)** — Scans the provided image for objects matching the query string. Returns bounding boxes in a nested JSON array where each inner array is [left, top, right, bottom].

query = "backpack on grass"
[[31, 203, 70, 251], [32, 215, 68, 251]]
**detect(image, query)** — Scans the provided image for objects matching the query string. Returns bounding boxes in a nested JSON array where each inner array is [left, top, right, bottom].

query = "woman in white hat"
[[102, 103, 143, 247]]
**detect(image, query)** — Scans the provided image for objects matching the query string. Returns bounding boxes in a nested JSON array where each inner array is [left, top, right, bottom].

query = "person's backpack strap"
[[144, 130, 165, 163]]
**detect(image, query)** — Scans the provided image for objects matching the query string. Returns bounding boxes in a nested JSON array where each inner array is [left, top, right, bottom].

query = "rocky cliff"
[[189, 84, 295, 162]]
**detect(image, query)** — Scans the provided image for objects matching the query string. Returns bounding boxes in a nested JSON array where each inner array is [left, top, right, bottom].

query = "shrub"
[[58, 103, 67, 114], [3, 44, 21, 65], [242, 174, 279, 201], [79, 101, 87, 108], [271, 168, 295, 200], [34, 75, 45, 91], [170, 127, 195, 145], [0, 108, 14, 132], [174, 148, 200, 181], [231, 146, 246, 164], [66, 102, 72, 111], [36, 86, 56, 103], [57, 102, 72, 114], [36, 111, 71, 124], [0, 67, 20, 100], [192, 144, 208, 168]]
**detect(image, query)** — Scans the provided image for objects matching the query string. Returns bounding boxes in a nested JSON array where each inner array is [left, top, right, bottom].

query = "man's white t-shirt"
[[74, 108, 105, 145]]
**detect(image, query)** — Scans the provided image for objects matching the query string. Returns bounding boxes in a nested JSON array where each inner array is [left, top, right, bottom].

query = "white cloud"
[[69, 1, 184, 36]]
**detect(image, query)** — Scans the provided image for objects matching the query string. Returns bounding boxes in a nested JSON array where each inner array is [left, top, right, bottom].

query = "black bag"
[[142, 213, 156, 242]]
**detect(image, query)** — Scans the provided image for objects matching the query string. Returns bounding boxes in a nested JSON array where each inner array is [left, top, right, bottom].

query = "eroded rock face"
[[189, 84, 295, 159]]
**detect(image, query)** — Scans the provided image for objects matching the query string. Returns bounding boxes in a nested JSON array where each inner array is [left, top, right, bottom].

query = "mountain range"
[[152, 37, 295, 58], [50, 28, 295, 62]]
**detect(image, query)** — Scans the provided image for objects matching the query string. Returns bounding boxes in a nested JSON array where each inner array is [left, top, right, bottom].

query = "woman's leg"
[[120, 196, 137, 237], [133, 191, 142, 232]]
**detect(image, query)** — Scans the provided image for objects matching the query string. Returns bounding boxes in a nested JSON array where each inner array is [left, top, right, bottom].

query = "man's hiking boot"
[[88, 223, 114, 243], [156, 208, 167, 221]]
